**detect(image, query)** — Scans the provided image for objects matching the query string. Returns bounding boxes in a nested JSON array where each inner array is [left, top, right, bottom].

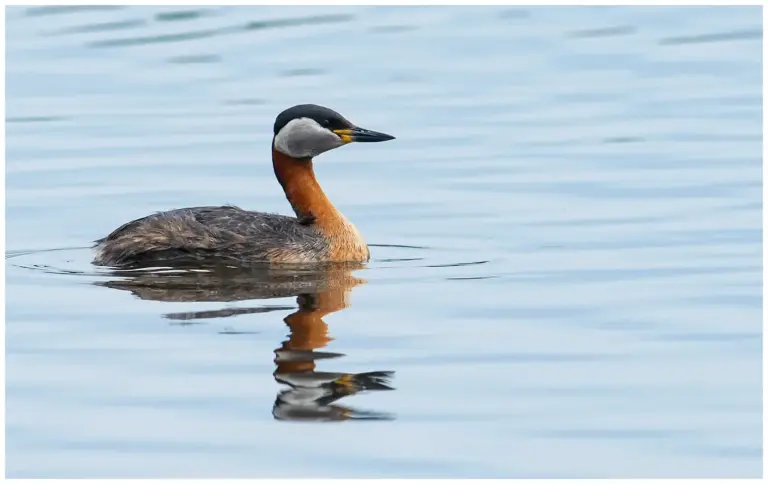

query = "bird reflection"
[[95, 261, 395, 421]]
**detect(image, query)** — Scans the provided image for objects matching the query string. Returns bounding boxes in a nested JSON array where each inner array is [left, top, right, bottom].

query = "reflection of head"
[[273, 369, 395, 422]]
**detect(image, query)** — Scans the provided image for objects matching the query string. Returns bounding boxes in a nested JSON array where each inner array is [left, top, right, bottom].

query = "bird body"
[[93, 104, 394, 268]]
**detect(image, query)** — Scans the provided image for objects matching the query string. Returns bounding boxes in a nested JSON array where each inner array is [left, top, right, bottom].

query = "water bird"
[[93, 104, 395, 268]]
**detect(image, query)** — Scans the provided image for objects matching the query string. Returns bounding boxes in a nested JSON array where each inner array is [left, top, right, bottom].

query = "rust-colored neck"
[[272, 147, 343, 229], [272, 146, 369, 261]]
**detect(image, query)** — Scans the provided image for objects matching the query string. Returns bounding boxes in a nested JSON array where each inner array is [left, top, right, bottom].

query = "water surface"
[[5, 5, 762, 478]]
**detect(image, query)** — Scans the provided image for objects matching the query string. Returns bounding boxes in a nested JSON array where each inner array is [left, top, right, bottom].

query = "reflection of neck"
[[276, 274, 362, 374], [272, 146, 369, 261]]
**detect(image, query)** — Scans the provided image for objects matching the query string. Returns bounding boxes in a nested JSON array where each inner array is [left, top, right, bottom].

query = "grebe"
[[93, 104, 395, 268]]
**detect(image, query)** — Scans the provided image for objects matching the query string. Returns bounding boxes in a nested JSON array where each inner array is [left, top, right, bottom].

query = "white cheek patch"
[[274, 117, 344, 158]]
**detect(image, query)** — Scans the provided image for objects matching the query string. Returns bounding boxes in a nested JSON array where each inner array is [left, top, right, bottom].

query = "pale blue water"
[[4, 5, 763, 478]]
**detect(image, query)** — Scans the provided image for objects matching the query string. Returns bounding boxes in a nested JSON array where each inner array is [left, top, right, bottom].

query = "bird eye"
[[322, 119, 332, 127]]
